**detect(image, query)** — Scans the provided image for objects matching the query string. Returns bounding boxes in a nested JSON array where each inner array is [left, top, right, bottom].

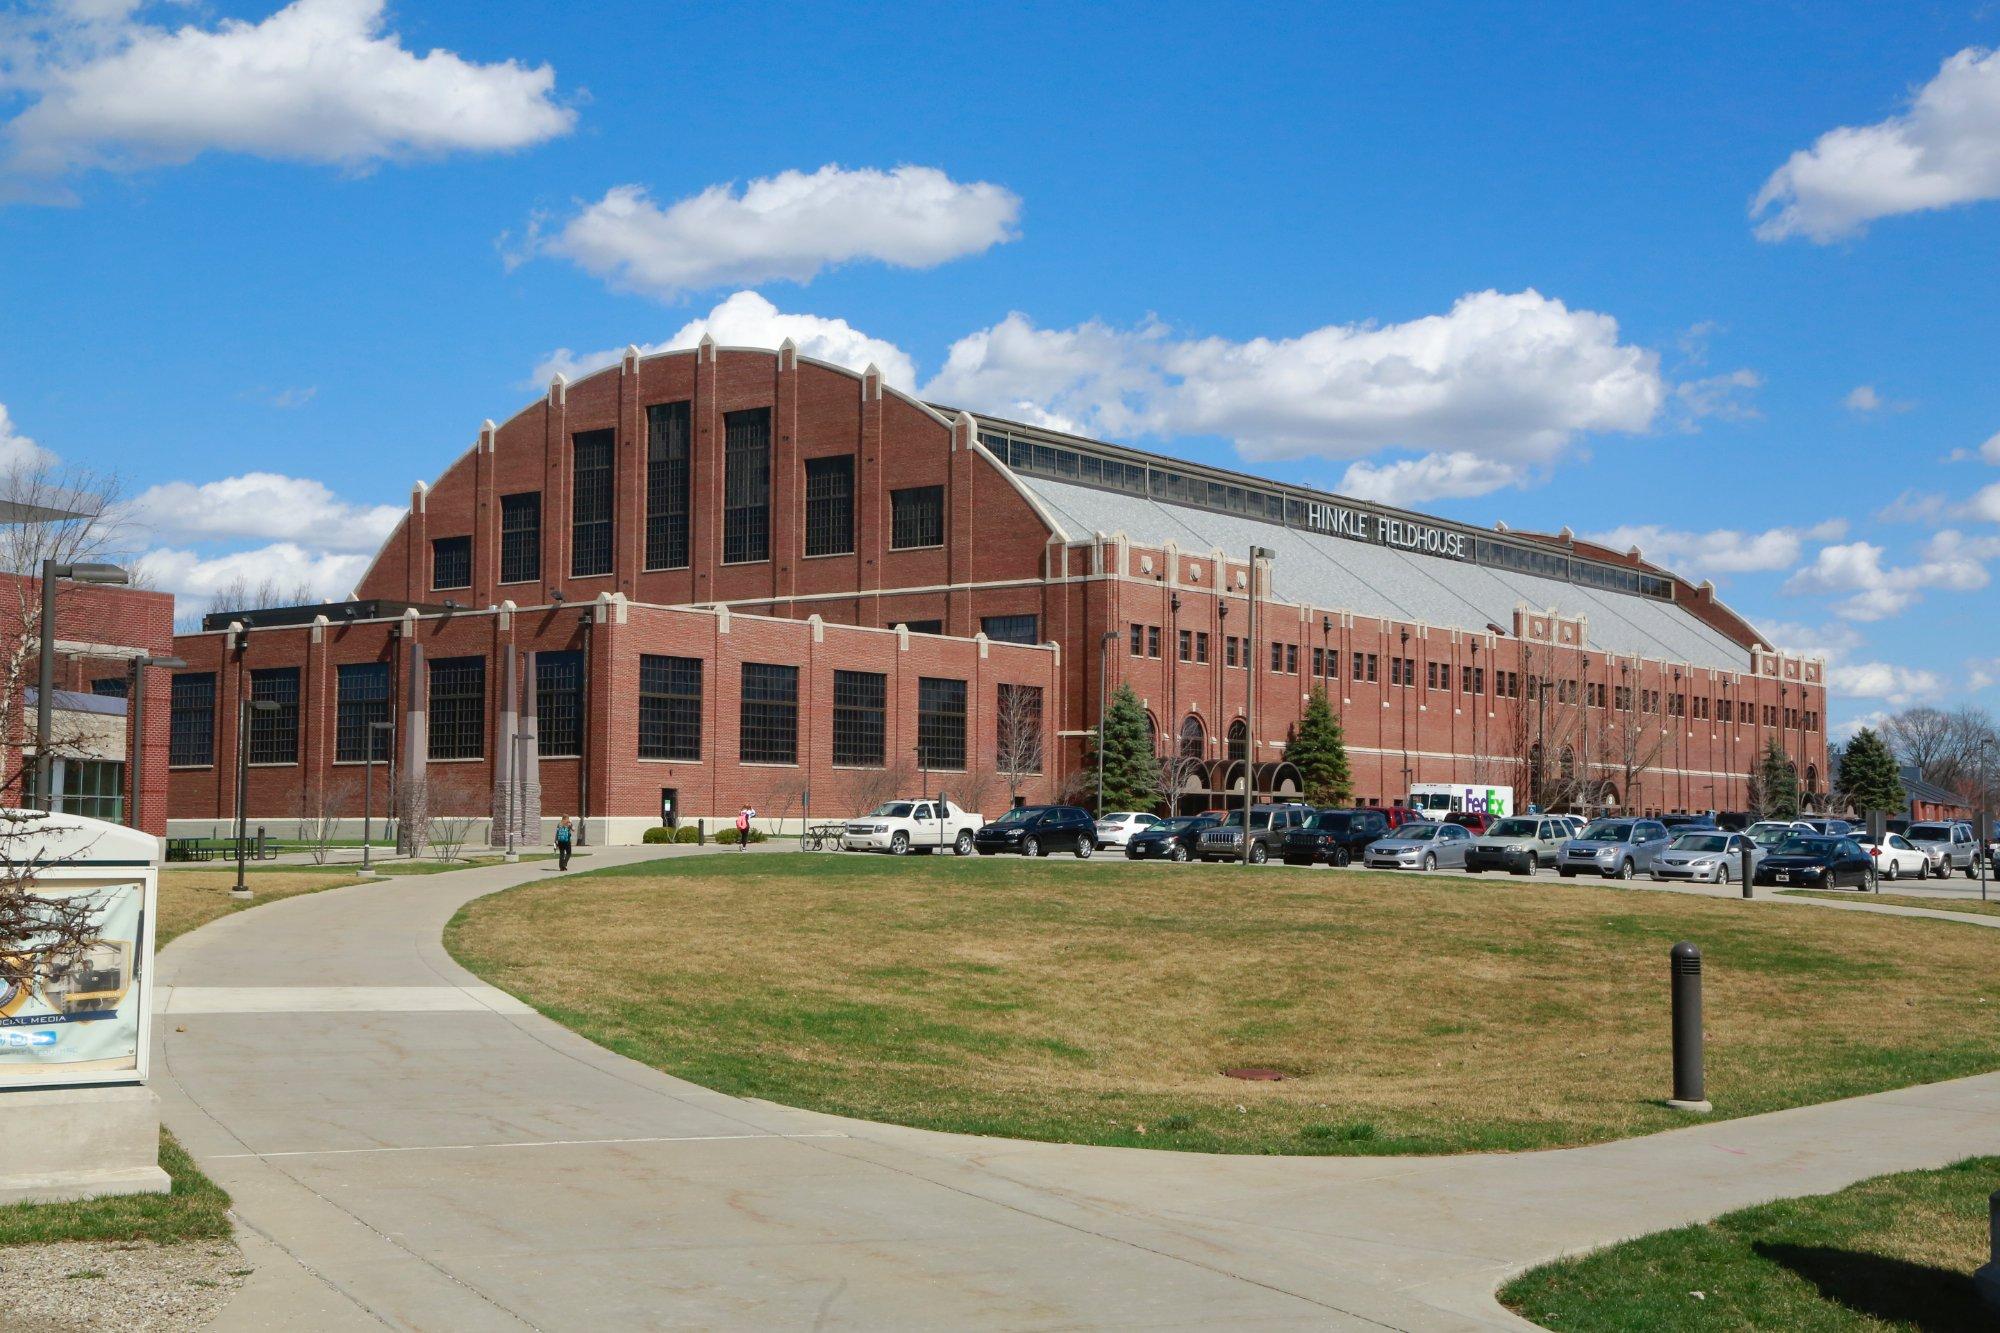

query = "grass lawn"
[[0, 1131, 228, 1247], [1783, 890, 2000, 920], [158, 866, 366, 945], [444, 854, 2000, 1156], [1500, 1156, 1998, 1330]]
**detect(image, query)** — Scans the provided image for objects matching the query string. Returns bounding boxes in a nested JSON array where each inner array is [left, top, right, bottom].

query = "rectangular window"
[[645, 401, 691, 569], [803, 455, 855, 557], [536, 650, 584, 757], [499, 492, 541, 585], [428, 656, 485, 760], [1226, 636, 1239, 667], [1271, 641, 1283, 672], [1313, 647, 1324, 678], [90, 676, 128, 698], [1195, 631, 1209, 664], [1178, 628, 1193, 662], [431, 535, 471, 590], [248, 667, 300, 765], [898, 619, 944, 634], [335, 662, 391, 762], [917, 676, 967, 771], [996, 683, 1044, 774], [1285, 643, 1298, 674], [740, 662, 797, 764], [831, 670, 886, 766], [1146, 625, 1161, 658], [723, 409, 772, 564], [1130, 623, 1144, 656], [637, 655, 701, 761], [890, 484, 945, 549], [169, 673, 215, 766], [1427, 661, 1439, 690], [980, 614, 1038, 645], [571, 428, 614, 577]]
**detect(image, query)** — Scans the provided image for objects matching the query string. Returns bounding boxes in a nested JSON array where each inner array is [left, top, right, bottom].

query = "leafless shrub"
[[294, 777, 359, 865]]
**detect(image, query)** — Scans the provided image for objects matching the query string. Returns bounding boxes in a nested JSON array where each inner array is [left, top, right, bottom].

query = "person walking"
[[736, 806, 754, 850], [554, 815, 574, 871]]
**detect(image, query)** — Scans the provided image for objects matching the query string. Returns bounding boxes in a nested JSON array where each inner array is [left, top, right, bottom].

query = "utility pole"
[[1096, 628, 1119, 815], [1242, 546, 1275, 865]]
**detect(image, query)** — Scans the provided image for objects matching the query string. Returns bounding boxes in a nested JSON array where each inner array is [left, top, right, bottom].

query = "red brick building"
[[3, 572, 177, 836], [166, 340, 1829, 842]]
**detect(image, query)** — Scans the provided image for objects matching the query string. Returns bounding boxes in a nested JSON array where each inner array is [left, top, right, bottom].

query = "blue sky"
[[2, 1, 1997, 731]]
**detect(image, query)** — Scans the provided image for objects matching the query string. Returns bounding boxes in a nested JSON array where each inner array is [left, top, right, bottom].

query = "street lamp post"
[[1242, 546, 1276, 866], [1096, 628, 1119, 815], [124, 653, 186, 829], [35, 559, 130, 809], [232, 696, 280, 899], [361, 720, 393, 876], [1978, 737, 1994, 902]]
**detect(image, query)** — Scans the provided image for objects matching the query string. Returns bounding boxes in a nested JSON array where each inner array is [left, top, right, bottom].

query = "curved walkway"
[[153, 849, 2000, 1331]]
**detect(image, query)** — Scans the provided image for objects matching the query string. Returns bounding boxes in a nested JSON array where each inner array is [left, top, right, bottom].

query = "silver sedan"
[[1364, 822, 1473, 871], [1650, 831, 1759, 884]]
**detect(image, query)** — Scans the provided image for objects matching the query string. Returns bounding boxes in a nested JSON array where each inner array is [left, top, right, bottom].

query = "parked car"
[[1444, 811, 1494, 835], [1903, 821, 1980, 878], [1463, 815, 1572, 875], [1195, 804, 1313, 864], [1747, 820, 1815, 850], [842, 797, 983, 855], [1845, 830, 1931, 881], [972, 805, 1098, 858], [1801, 817, 1855, 837], [1650, 831, 1759, 884], [1659, 813, 1718, 832], [1382, 806, 1423, 829], [1753, 834, 1873, 890], [1281, 808, 1391, 866], [1555, 814, 1590, 839], [1124, 815, 1221, 861], [1094, 811, 1163, 849], [1364, 821, 1474, 871], [1558, 818, 1671, 880]]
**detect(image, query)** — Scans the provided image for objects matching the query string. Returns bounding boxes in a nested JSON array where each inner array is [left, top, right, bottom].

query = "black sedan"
[[972, 805, 1098, 858], [1125, 816, 1222, 861], [1752, 834, 1873, 890]]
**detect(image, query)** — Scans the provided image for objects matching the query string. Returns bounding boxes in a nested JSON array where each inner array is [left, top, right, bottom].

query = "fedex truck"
[[1408, 783, 1514, 820]]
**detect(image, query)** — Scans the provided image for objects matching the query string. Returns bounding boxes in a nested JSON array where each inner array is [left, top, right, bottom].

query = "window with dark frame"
[[1285, 643, 1298, 674], [889, 485, 944, 549], [431, 535, 471, 590], [1271, 641, 1283, 672], [335, 662, 391, 762], [427, 656, 485, 760], [89, 676, 128, 698], [536, 651, 584, 757], [248, 667, 300, 764], [1179, 628, 1193, 662], [499, 492, 541, 585], [916, 676, 967, 771], [996, 683, 1043, 773], [831, 670, 886, 767], [637, 655, 701, 761], [1130, 623, 1143, 656], [723, 408, 772, 564], [571, 429, 615, 577], [1195, 631, 1209, 664], [645, 401, 691, 569], [979, 614, 1038, 645], [739, 662, 797, 763], [169, 673, 215, 766], [1146, 625, 1160, 658], [896, 619, 944, 635], [803, 455, 855, 557], [1226, 636, 1239, 668]]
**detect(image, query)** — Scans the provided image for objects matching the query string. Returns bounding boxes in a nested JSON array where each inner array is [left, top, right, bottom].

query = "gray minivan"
[[1558, 818, 1671, 880]]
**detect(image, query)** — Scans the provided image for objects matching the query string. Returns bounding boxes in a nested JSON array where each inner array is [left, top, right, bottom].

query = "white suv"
[[1095, 812, 1162, 849]]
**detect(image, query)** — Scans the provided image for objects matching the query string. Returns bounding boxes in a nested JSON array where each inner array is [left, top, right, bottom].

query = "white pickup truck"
[[842, 798, 983, 855]]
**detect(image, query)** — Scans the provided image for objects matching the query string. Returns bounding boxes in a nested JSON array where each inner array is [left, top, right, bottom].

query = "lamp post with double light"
[[34, 559, 130, 809], [232, 696, 280, 899]]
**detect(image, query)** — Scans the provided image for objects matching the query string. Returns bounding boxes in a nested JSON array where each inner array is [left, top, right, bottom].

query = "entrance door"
[[659, 787, 678, 829]]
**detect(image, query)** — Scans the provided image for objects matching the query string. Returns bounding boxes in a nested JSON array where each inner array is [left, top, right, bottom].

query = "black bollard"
[[696, 819, 706, 846], [1740, 841, 1754, 899], [1668, 941, 1710, 1112]]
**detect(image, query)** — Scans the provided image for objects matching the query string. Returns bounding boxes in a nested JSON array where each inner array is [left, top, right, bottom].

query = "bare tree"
[[1596, 686, 1669, 815], [1881, 705, 1998, 798], [1157, 748, 1205, 818], [294, 775, 359, 866], [204, 575, 318, 617], [1500, 637, 1589, 811], [994, 682, 1044, 806], [0, 818, 107, 1001], [950, 768, 997, 820], [846, 758, 918, 817], [423, 773, 481, 863]]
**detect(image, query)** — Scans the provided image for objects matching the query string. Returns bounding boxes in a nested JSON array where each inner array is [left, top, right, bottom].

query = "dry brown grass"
[[158, 869, 364, 946], [446, 855, 2000, 1155]]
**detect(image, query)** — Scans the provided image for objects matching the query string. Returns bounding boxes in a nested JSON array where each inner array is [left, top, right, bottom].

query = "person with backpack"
[[735, 807, 755, 850], [554, 816, 574, 870]]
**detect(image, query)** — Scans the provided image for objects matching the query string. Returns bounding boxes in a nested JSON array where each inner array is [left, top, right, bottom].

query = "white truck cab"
[[842, 798, 983, 855]]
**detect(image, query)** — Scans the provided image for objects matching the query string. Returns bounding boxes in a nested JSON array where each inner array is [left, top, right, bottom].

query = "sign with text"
[[1300, 501, 1470, 561], [0, 878, 155, 1089]]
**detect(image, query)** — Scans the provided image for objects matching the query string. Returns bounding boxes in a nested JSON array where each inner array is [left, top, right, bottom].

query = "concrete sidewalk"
[[153, 847, 2000, 1331]]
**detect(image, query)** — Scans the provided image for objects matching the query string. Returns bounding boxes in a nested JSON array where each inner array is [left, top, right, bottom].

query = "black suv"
[[1282, 808, 1391, 866], [973, 805, 1098, 858]]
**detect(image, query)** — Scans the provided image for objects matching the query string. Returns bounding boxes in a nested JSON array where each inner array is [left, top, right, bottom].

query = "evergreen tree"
[[1285, 689, 1353, 806], [1081, 684, 1160, 814], [1760, 738, 1800, 819], [1836, 728, 1906, 818]]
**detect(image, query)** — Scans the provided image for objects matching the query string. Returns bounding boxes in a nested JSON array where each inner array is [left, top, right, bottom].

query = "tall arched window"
[[1144, 712, 1159, 757], [1179, 715, 1205, 760], [1227, 719, 1248, 763]]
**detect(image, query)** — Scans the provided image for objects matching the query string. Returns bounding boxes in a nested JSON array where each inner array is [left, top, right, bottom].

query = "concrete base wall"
[[0, 1084, 169, 1205]]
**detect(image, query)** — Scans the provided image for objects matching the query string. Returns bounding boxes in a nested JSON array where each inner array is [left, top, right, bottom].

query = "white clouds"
[[1842, 384, 1910, 413], [115, 471, 402, 552], [1827, 660, 1949, 707], [1581, 520, 1847, 578], [3, 0, 573, 183], [0, 402, 56, 471], [1761, 619, 1867, 664], [1672, 368, 1763, 425], [1874, 490, 1948, 524], [1945, 431, 2000, 464], [924, 289, 1664, 499], [1753, 46, 2000, 242], [1782, 538, 1989, 620], [530, 291, 919, 391], [1965, 481, 2000, 524], [534, 165, 1020, 300], [135, 542, 371, 613], [1335, 452, 1524, 505]]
